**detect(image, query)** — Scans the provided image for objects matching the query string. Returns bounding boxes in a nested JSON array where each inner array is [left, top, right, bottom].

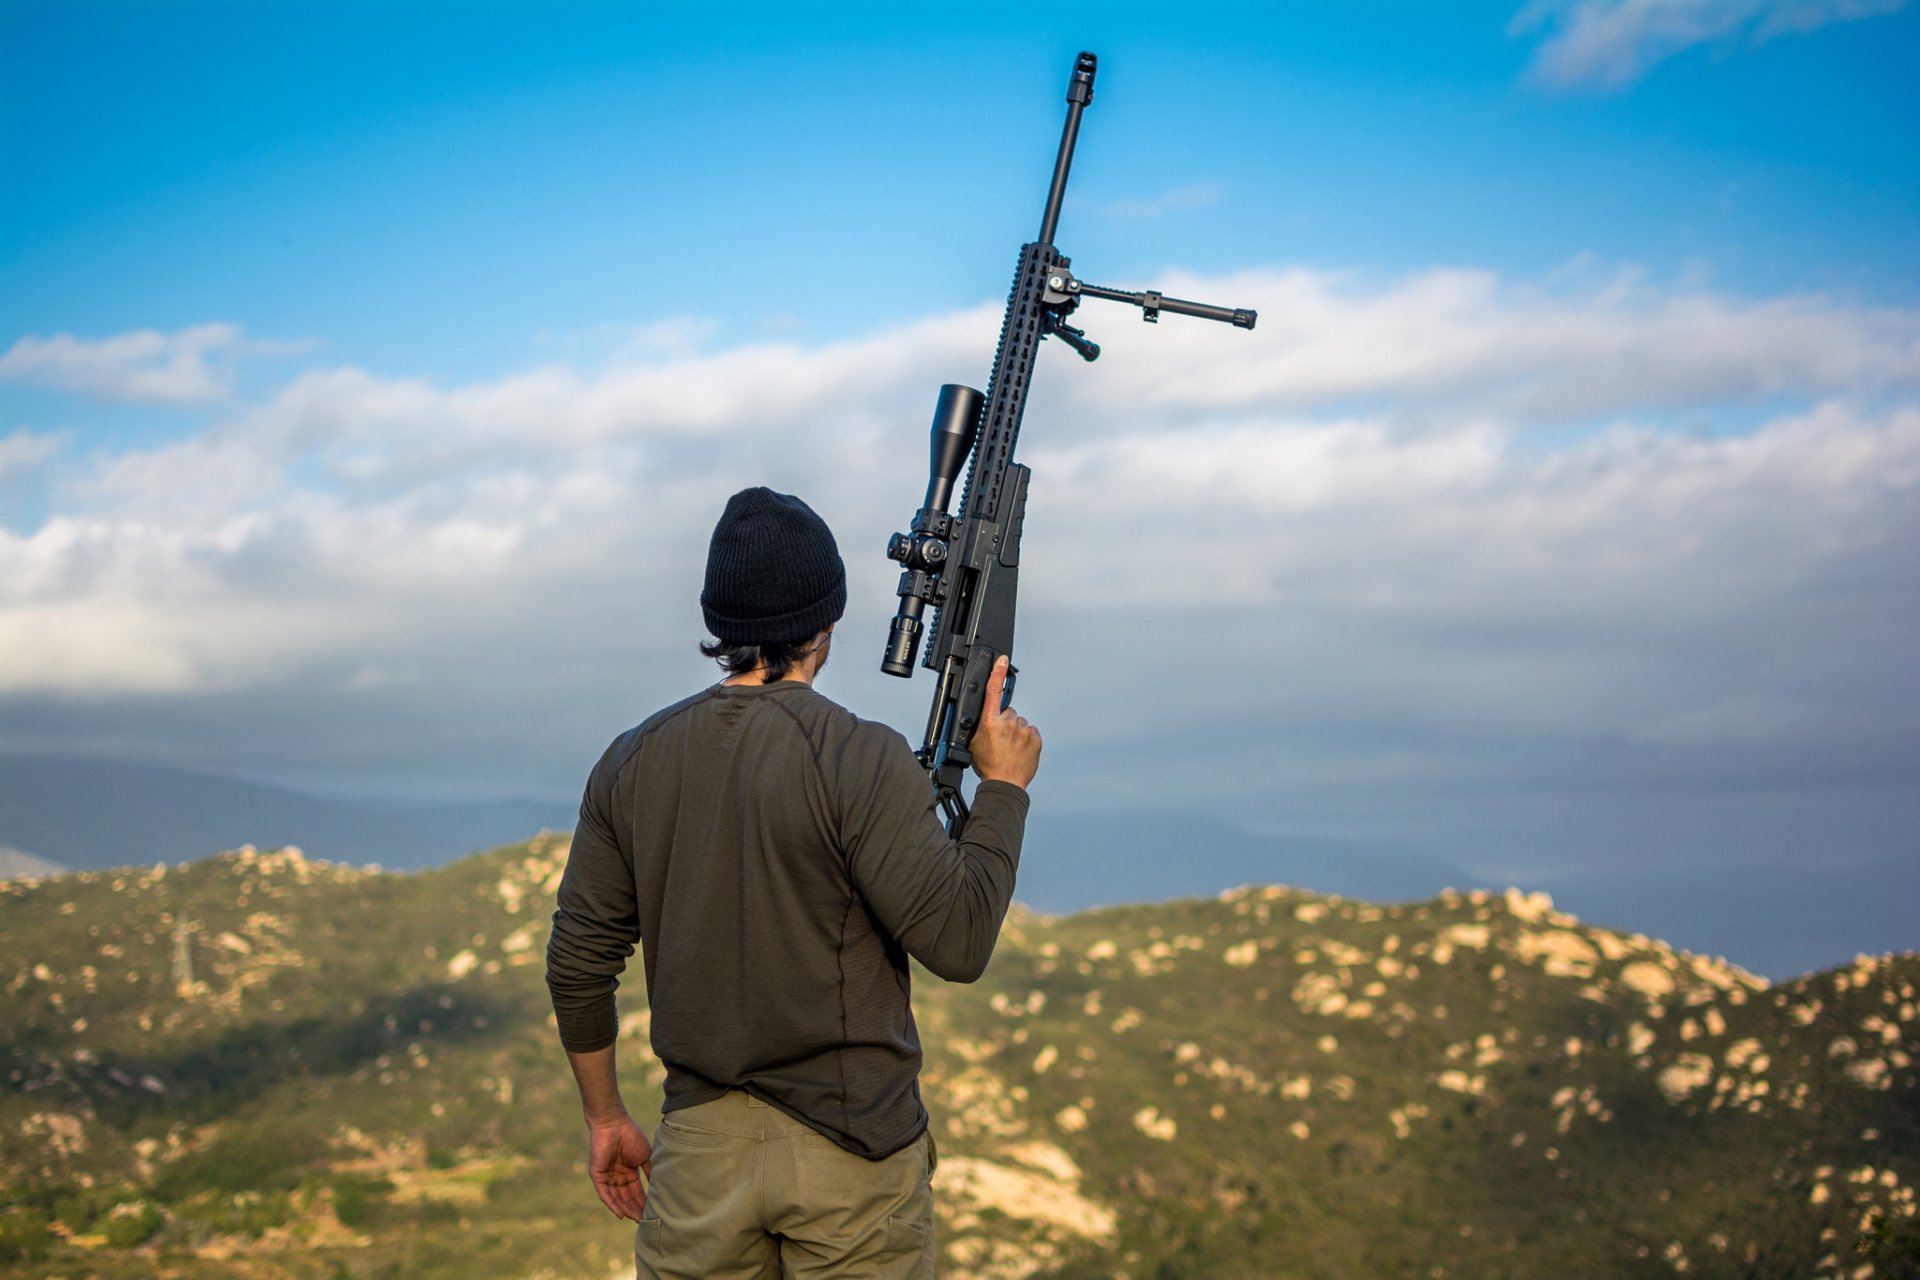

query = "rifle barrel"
[[1037, 52, 1097, 246]]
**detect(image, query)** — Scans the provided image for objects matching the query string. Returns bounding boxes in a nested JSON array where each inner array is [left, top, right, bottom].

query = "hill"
[[1, 838, 1915, 1278]]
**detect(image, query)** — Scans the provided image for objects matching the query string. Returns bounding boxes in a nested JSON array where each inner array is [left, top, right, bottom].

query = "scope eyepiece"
[[882, 614, 922, 679]]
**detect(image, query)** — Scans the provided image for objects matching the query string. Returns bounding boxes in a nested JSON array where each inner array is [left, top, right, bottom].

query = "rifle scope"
[[881, 383, 984, 678]]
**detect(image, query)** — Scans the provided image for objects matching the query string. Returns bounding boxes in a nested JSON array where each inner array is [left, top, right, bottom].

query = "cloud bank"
[[1512, 0, 1910, 88], [0, 324, 302, 405], [2, 266, 1915, 881], [1095, 182, 1226, 222]]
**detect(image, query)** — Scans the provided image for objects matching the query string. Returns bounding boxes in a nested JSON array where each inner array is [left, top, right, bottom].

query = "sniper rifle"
[[881, 51, 1258, 835]]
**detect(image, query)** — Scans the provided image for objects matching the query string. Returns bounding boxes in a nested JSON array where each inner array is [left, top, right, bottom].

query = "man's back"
[[549, 680, 1030, 1158]]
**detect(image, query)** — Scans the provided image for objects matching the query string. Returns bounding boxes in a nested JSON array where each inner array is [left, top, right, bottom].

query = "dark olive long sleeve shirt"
[[545, 681, 1028, 1158]]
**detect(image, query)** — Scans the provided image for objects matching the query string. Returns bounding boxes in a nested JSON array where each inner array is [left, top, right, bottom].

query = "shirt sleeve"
[[545, 741, 641, 1052], [834, 723, 1029, 983]]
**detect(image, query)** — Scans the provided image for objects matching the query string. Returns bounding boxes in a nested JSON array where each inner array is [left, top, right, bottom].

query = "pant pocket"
[[885, 1211, 932, 1252], [634, 1217, 666, 1277], [657, 1113, 733, 1149]]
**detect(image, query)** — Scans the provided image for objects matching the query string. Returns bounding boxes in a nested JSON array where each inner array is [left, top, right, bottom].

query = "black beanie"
[[701, 487, 848, 645]]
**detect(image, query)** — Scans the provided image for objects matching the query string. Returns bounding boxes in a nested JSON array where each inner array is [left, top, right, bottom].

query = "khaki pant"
[[635, 1091, 938, 1279]]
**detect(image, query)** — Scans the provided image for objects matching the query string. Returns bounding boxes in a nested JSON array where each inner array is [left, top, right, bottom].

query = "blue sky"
[[6, 2, 1915, 380], [2, 2, 1917, 958]]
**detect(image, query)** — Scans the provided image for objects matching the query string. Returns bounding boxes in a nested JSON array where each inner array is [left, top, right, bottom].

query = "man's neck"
[[720, 671, 812, 689], [718, 629, 831, 689]]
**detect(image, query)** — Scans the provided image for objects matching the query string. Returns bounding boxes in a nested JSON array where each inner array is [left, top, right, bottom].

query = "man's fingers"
[[630, 1130, 654, 1179], [595, 1173, 646, 1222], [982, 655, 1008, 721]]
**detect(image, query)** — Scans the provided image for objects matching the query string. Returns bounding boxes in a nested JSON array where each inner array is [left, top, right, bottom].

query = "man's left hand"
[[586, 1114, 653, 1221]]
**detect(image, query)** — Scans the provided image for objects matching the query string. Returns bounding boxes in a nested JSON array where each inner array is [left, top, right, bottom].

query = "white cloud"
[[1015, 398, 1918, 757], [1512, 0, 1909, 89], [1095, 182, 1225, 222], [0, 324, 304, 405], [530, 316, 724, 365], [1, 267, 1915, 823], [1053, 265, 1918, 423], [0, 428, 67, 479]]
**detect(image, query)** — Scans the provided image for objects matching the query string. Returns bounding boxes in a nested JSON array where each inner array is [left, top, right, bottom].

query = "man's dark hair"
[[699, 634, 820, 683]]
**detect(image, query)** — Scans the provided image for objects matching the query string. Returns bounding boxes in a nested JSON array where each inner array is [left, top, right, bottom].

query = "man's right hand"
[[971, 655, 1042, 789], [585, 1111, 653, 1222]]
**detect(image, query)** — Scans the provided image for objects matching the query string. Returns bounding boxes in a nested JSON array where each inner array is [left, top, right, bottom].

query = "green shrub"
[[412, 1198, 463, 1225], [0, 1206, 54, 1265], [52, 1186, 109, 1232], [101, 1200, 164, 1248], [331, 1175, 392, 1228], [152, 1118, 315, 1199], [170, 1189, 295, 1239]]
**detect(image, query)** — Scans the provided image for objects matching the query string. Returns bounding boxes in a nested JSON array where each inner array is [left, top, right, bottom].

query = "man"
[[546, 486, 1041, 1279]]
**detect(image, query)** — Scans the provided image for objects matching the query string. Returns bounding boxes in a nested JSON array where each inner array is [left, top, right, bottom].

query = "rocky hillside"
[[1, 837, 1915, 1278]]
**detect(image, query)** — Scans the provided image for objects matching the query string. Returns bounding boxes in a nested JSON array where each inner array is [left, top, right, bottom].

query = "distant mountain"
[[1537, 853, 1920, 987], [0, 753, 1463, 900], [5, 752, 1906, 980], [2, 839, 1914, 1277], [0, 753, 572, 873], [1018, 808, 1478, 910], [0, 843, 63, 881], [1016, 810, 1919, 981]]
